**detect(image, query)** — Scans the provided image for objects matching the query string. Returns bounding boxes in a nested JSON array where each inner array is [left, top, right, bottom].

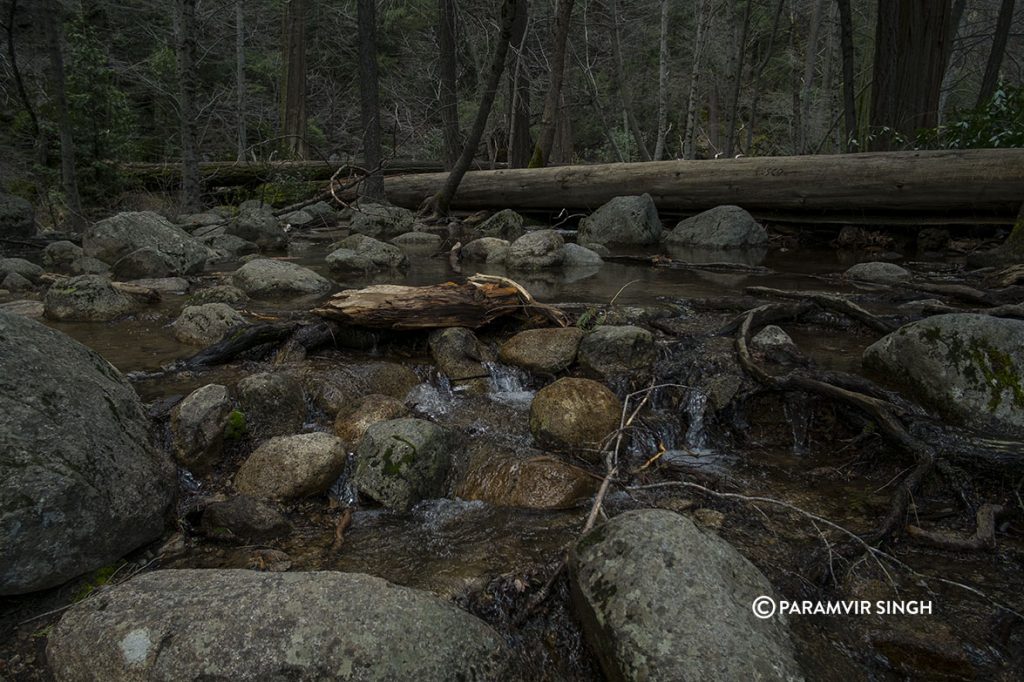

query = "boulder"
[[577, 325, 657, 383], [355, 418, 452, 511], [334, 393, 410, 444], [428, 327, 489, 391], [84, 211, 211, 274], [208, 234, 259, 260], [236, 371, 307, 439], [176, 212, 223, 230], [0, 192, 35, 238], [43, 274, 137, 321], [349, 202, 416, 240], [123, 277, 189, 294], [43, 240, 84, 272], [0, 299, 44, 318], [2, 271, 33, 292], [864, 314, 1024, 435], [569, 510, 803, 682], [578, 194, 662, 246], [199, 496, 290, 543], [506, 230, 565, 270], [390, 231, 443, 248], [280, 209, 315, 227], [562, 243, 604, 267], [478, 209, 526, 242], [0, 257, 43, 283], [461, 237, 510, 264], [111, 247, 178, 279], [231, 258, 332, 298], [326, 234, 409, 273], [310, 362, 421, 415], [499, 327, 584, 374], [227, 207, 288, 250], [170, 384, 233, 473], [0, 313, 175, 595], [187, 284, 249, 307], [172, 303, 246, 346], [667, 205, 768, 249], [68, 255, 110, 275], [47, 570, 514, 680], [529, 378, 622, 457], [303, 200, 339, 222], [456, 451, 597, 509], [235, 432, 348, 500], [845, 261, 911, 284], [751, 325, 806, 366]]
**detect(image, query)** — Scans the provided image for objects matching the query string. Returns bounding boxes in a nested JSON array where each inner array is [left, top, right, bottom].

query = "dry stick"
[[629, 480, 1023, 621]]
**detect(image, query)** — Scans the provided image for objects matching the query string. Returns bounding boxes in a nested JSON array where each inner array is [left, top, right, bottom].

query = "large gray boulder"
[[0, 257, 43, 283], [84, 211, 211, 274], [236, 371, 307, 438], [355, 418, 452, 511], [235, 432, 348, 500], [864, 314, 1024, 435], [170, 384, 233, 473], [461, 237, 510, 264], [227, 206, 288, 251], [578, 194, 662, 246], [0, 313, 175, 595], [845, 261, 911, 284], [578, 325, 657, 384], [570, 510, 803, 682], [309, 362, 421, 415], [43, 241, 84, 272], [529, 378, 622, 459], [326, 234, 409, 273], [231, 258, 332, 298], [667, 205, 768, 249], [478, 209, 526, 242], [0, 193, 35, 238], [562, 243, 604, 267], [428, 327, 489, 391], [499, 327, 584, 374], [46, 570, 515, 680], [506, 230, 565, 270], [349, 202, 416, 240], [172, 303, 246, 346], [43, 274, 137, 321]]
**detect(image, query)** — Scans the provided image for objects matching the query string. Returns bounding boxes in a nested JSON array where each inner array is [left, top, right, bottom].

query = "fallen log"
[[370, 149, 1024, 223], [313, 275, 567, 330]]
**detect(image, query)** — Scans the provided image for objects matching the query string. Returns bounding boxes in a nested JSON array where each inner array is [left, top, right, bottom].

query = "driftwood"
[[314, 274, 567, 330]]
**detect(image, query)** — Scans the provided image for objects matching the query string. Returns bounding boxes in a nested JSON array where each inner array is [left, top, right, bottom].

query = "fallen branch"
[[907, 503, 1003, 552]]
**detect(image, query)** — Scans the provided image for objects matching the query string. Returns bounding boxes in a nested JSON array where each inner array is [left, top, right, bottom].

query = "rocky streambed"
[[1, 196, 1023, 680]]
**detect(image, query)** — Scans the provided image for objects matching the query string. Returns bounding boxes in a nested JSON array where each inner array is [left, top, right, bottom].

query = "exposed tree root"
[[907, 503, 1003, 552]]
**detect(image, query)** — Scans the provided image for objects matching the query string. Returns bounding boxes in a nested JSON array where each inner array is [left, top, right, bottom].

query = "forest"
[[2, 1, 1024, 681]]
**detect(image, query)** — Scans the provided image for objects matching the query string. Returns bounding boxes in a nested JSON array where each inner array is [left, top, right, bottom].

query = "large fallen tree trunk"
[[369, 149, 1024, 222]]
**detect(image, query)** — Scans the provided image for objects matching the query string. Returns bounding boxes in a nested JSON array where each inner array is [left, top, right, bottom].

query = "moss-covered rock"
[[355, 418, 452, 511], [529, 377, 622, 458]]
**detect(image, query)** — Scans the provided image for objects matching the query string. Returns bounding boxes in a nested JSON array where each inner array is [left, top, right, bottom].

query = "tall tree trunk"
[[357, 0, 384, 200], [869, 1, 952, 150], [724, 0, 752, 156], [683, 0, 710, 160], [836, 0, 857, 151], [438, 0, 461, 169], [281, 0, 309, 159], [653, 0, 670, 160], [580, 0, 623, 162], [708, 85, 721, 154], [45, 0, 84, 231], [551, 92, 573, 164], [176, 0, 201, 212], [937, 0, 968, 123], [746, 0, 785, 152], [530, 0, 575, 167], [610, 0, 650, 161], [423, 0, 522, 216], [4, 0, 44, 164], [235, 0, 247, 162], [507, 0, 532, 168], [976, 0, 1016, 107], [798, 0, 825, 153]]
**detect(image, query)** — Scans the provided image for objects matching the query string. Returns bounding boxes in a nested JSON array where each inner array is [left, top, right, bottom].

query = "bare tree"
[[235, 0, 247, 162], [281, 0, 309, 159], [610, 0, 650, 161], [176, 0, 201, 212], [976, 0, 1016, 107], [723, 0, 752, 156], [358, 0, 384, 200], [530, 0, 575, 167], [2, 0, 43, 163], [653, 0, 670, 160], [746, 0, 786, 153], [683, 0, 712, 159], [44, 0, 84, 230], [836, 0, 856, 151], [798, 0, 825, 153], [507, 0, 532, 168], [438, 0, 461, 170]]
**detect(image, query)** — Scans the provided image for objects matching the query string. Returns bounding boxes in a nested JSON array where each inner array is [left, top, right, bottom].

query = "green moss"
[[72, 563, 119, 602], [224, 410, 247, 440], [382, 436, 418, 476], [966, 339, 1024, 411]]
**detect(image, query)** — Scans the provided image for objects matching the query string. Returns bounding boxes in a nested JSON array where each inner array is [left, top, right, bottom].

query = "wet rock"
[[355, 418, 452, 511], [43, 274, 137, 321], [68, 255, 110, 275], [43, 240, 83, 272], [390, 231, 443, 248], [456, 451, 597, 509], [349, 202, 416, 240], [208, 234, 259, 260], [0, 192, 35, 238], [326, 234, 409, 273], [864, 313, 1024, 435], [170, 384, 232, 472], [280, 209, 314, 227], [231, 258, 332, 298], [581, 242, 611, 257], [578, 194, 662, 246], [177, 212, 223, 230], [751, 325, 806, 365], [478, 208, 526, 241], [303, 200, 339, 223], [666, 205, 768, 249], [187, 284, 248, 307], [172, 303, 246, 346], [199, 496, 291, 543], [0, 299, 44, 318], [84, 211, 211, 274], [0, 313, 175, 595], [506, 229, 565, 270], [577, 325, 656, 383], [0, 257, 43, 283], [845, 261, 911, 284], [310, 362, 421, 415], [529, 377, 622, 457], [46, 569, 514, 681], [123, 277, 188, 294], [334, 393, 410, 443], [563, 243, 604, 267], [2, 271, 33, 292], [570, 510, 802, 682], [236, 371, 306, 439], [461, 237, 510, 264], [227, 206, 288, 250], [111, 246, 178, 279], [235, 432, 348, 500], [499, 327, 584, 374], [428, 327, 489, 391]]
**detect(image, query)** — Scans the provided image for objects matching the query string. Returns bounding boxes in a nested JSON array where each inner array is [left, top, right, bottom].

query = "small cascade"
[[683, 389, 711, 452], [483, 361, 534, 408], [406, 374, 457, 418]]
